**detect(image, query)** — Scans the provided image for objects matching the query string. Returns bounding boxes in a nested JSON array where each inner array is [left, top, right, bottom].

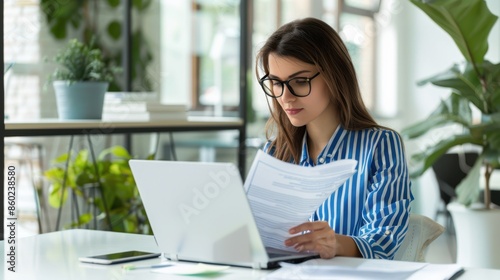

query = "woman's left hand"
[[284, 221, 338, 259]]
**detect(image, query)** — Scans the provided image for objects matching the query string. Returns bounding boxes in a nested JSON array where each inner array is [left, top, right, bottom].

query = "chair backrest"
[[393, 214, 445, 262]]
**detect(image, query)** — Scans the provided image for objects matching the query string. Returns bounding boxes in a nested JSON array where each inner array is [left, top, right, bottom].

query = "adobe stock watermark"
[[5, 165, 18, 274], [339, 0, 404, 47], [178, 164, 239, 224]]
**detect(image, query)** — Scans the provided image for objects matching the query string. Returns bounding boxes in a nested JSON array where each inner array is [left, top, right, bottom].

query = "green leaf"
[[112, 146, 132, 158], [79, 213, 93, 224], [482, 62, 500, 113], [52, 152, 70, 164], [50, 19, 68, 39], [73, 149, 89, 169], [107, 21, 122, 41], [408, 134, 481, 178], [41, 0, 84, 40], [410, 0, 498, 65], [418, 63, 486, 112], [133, 0, 152, 11], [48, 183, 68, 208], [98, 145, 131, 161], [107, 0, 121, 8], [456, 155, 483, 206], [66, 213, 93, 228], [43, 168, 65, 182], [75, 172, 95, 186], [401, 114, 453, 139], [400, 93, 472, 139]]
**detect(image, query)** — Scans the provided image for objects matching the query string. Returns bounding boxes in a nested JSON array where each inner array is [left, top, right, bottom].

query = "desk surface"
[[4, 116, 244, 137], [1, 229, 500, 280], [0, 229, 270, 280]]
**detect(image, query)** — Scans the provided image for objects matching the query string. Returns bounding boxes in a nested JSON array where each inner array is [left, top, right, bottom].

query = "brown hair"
[[255, 17, 381, 163]]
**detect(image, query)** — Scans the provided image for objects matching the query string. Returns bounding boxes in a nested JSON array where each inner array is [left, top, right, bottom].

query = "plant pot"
[[447, 202, 500, 269], [53, 81, 108, 120]]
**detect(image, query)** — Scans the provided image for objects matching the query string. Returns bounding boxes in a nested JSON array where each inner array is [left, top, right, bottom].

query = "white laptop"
[[129, 159, 319, 269]]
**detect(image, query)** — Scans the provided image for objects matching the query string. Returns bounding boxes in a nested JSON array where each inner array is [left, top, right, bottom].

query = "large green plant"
[[44, 145, 153, 234], [401, 0, 500, 209]]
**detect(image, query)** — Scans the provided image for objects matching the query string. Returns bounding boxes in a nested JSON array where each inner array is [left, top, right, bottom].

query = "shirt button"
[[318, 158, 325, 163], [385, 230, 391, 235]]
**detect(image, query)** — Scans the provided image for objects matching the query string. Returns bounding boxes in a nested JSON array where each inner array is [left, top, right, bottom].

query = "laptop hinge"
[[165, 253, 179, 261]]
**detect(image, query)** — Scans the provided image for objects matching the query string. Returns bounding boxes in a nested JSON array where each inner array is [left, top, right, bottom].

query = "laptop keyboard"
[[267, 252, 290, 259]]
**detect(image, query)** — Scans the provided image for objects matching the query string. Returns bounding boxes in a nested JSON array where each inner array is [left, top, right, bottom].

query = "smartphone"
[[78, 250, 161, 265]]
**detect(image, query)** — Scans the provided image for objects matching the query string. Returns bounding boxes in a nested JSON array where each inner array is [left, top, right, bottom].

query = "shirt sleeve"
[[351, 130, 413, 259]]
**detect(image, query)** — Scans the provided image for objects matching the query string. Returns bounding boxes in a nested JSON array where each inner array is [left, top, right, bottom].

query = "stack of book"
[[102, 95, 188, 121]]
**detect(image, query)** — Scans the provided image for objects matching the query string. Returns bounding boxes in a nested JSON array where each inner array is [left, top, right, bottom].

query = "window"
[[4, 0, 388, 121], [4, 0, 41, 120], [339, 12, 377, 111], [250, 0, 383, 118], [160, 0, 241, 116]]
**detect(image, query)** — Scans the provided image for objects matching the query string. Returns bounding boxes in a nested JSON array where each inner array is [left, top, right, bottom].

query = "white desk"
[[2, 229, 500, 280], [4, 117, 244, 135], [0, 229, 269, 280]]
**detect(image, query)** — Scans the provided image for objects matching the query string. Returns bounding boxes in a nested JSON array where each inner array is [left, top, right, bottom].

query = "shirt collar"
[[299, 125, 345, 166]]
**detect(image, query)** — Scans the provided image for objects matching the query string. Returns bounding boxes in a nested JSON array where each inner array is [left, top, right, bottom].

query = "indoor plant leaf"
[[419, 64, 485, 113], [107, 20, 122, 41], [51, 152, 70, 164], [482, 62, 500, 112], [98, 145, 132, 161], [67, 213, 93, 229], [408, 134, 481, 178], [410, 0, 497, 65], [107, 0, 121, 8], [48, 182, 68, 208], [455, 155, 483, 206], [401, 93, 472, 139]]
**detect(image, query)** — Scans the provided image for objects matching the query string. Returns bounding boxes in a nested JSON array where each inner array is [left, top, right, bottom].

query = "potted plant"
[[401, 0, 500, 268], [44, 145, 153, 234], [51, 38, 119, 119]]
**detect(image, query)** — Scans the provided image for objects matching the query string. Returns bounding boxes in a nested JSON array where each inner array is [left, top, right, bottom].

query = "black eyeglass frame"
[[259, 72, 321, 98]]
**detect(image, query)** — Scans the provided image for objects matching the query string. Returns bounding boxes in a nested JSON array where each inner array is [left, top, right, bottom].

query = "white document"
[[244, 150, 357, 252], [266, 258, 463, 280]]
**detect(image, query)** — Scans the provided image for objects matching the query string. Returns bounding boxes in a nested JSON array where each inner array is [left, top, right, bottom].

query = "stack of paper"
[[244, 150, 358, 252], [102, 93, 187, 121], [266, 258, 464, 280]]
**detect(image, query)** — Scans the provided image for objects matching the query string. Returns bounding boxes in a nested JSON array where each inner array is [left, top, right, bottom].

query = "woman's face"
[[267, 53, 335, 128]]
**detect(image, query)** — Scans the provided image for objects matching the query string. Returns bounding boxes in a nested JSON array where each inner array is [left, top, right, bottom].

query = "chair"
[[432, 152, 479, 228], [394, 214, 445, 262]]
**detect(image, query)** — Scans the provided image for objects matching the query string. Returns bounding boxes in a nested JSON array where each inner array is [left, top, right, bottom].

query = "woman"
[[255, 17, 413, 260]]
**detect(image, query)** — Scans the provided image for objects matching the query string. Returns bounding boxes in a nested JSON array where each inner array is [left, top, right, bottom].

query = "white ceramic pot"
[[447, 202, 500, 269]]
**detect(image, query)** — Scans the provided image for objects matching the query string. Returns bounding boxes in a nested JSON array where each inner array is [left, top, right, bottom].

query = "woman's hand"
[[284, 221, 338, 259], [284, 221, 362, 259]]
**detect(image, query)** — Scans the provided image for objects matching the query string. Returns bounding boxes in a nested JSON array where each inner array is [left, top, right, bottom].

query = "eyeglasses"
[[259, 72, 320, 98]]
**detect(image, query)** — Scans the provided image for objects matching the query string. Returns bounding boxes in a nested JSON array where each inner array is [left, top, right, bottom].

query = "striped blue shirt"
[[263, 125, 413, 259]]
